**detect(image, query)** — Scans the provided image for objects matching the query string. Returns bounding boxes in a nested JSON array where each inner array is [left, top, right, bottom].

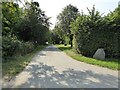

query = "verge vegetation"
[[2, 45, 46, 80], [56, 45, 119, 70]]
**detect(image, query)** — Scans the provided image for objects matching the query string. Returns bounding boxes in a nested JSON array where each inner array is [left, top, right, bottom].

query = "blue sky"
[[21, 0, 120, 29]]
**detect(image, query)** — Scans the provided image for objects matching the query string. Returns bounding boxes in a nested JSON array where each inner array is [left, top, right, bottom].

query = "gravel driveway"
[[3, 45, 118, 88]]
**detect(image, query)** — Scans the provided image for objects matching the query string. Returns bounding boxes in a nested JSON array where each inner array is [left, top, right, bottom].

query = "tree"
[[70, 5, 119, 58], [56, 4, 79, 47], [2, 2, 22, 36], [52, 24, 64, 44], [2, 1, 51, 60], [17, 1, 50, 44], [71, 6, 105, 56], [106, 5, 120, 57]]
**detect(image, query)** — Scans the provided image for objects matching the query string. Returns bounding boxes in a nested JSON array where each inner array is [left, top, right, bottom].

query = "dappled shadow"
[[43, 46, 61, 52], [14, 62, 118, 88], [37, 52, 46, 56]]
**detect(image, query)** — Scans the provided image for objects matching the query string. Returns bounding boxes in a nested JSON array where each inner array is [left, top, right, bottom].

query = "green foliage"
[[2, 2, 22, 36], [16, 1, 50, 44], [21, 42, 34, 55], [106, 5, 120, 57], [2, 1, 50, 61], [2, 35, 34, 61], [2, 45, 46, 78], [56, 45, 119, 70], [51, 31, 61, 44], [53, 4, 119, 58], [54, 4, 79, 46], [57, 4, 79, 35], [64, 36, 70, 44], [70, 5, 119, 58], [51, 25, 65, 44]]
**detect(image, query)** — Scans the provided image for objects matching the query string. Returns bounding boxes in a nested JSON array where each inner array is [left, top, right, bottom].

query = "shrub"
[[2, 35, 34, 61], [70, 6, 119, 58], [21, 42, 34, 55]]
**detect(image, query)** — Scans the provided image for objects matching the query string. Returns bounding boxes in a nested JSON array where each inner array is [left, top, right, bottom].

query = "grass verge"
[[56, 44, 119, 70], [2, 45, 47, 80]]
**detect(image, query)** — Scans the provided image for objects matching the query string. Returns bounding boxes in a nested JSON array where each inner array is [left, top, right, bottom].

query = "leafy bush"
[[2, 2, 50, 61], [2, 35, 34, 61], [2, 35, 19, 58], [64, 36, 70, 45], [70, 6, 119, 58], [21, 42, 34, 55]]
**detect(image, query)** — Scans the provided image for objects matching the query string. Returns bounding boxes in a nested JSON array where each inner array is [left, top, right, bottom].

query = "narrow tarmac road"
[[3, 45, 118, 88]]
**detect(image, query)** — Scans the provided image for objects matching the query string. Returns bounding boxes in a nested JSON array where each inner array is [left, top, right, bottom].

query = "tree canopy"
[[53, 4, 120, 58], [53, 4, 79, 47], [2, 1, 50, 60]]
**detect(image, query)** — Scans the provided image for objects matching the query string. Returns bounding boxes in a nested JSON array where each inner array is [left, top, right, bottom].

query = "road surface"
[[3, 45, 118, 88]]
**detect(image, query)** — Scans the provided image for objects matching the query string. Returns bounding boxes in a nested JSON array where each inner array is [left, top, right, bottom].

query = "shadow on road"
[[43, 46, 61, 52], [16, 62, 118, 88]]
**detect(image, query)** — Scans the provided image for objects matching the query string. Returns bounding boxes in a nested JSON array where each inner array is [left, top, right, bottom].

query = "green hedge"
[[2, 35, 34, 61], [74, 30, 119, 58], [70, 6, 119, 58]]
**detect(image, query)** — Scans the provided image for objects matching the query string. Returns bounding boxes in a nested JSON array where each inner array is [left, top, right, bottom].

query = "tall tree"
[[17, 1, 50, 44], [2, 1, 51, 60], [56, 4, 79, 47], [106, 5, 120, 57], [70, 5, 119, 57]]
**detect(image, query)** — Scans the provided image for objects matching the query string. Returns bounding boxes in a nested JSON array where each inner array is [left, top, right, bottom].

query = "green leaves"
[[70, 5, 119, 58], [2, 1, 50, 60], [57, 4, 79, 34], [52, 4, 79, 45]]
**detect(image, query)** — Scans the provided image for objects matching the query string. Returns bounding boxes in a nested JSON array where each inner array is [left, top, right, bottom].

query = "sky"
[[23, 0, 120, 29]]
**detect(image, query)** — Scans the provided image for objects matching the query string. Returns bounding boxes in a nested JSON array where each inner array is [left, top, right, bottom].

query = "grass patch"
[[2, 45, 47, 79], [56, 44, 119, 70]]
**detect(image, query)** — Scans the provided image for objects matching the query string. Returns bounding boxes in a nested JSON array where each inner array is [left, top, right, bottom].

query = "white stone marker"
[[93, 48, 105, 60]]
